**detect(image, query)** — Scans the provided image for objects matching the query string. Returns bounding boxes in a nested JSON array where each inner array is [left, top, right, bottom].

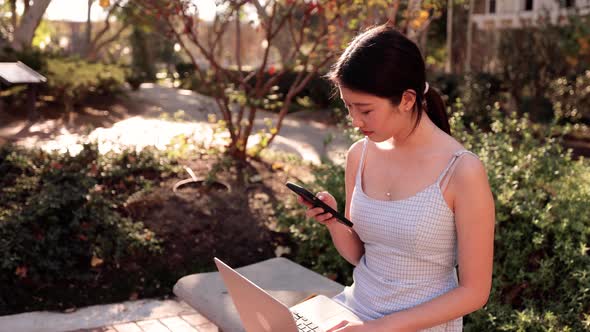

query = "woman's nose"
[[351, 115, 363, 128]]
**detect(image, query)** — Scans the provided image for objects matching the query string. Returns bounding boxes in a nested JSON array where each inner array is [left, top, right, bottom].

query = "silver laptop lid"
[[214, 257, 298, 332]]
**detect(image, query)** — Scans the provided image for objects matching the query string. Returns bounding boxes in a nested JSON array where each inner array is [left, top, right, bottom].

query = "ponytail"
[[424, 87, 451, 135]]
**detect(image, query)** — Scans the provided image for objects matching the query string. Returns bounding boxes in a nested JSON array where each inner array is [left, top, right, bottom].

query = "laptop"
[[214, 257, 361, 332]]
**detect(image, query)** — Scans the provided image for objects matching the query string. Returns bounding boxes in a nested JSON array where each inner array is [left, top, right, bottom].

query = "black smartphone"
[[286, 182, 353, 227]]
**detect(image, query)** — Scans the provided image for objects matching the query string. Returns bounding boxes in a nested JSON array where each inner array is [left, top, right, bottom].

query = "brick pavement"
[[68, 313, 219, 332], [0, 288, 221, 332]]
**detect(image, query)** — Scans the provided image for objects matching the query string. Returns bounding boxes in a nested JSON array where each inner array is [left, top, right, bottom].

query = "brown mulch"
[[124, 155, 310, 272]]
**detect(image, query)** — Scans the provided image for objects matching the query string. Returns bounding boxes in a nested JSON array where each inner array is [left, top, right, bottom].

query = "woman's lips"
[[361, 130, 373, 135]]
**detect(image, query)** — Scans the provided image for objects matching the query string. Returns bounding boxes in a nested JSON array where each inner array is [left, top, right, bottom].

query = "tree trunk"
[[445, 0, 453, 74], [11, 0, 52, 51], [86, 0, 94, 56], [9, 0, 17, 32], [464, 0, 474, 73], [419, 23, 429, 55], [406, 0, 422, 42], [273, 33, 292, 68]]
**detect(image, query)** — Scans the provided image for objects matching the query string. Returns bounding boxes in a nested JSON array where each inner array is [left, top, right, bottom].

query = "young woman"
[[298, 25, 495, 331]]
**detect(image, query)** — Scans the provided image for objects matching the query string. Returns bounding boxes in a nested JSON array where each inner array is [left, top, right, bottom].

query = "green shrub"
[[548, 70, 590, 124], [429, 71, 506, 129], [280, 107, 590, 330], [175, 63, 336, 111], [430, 72, 462, 106], [43, 58, 127, 112], [0, 144, 176, 314], [454, 110, 590, 331]]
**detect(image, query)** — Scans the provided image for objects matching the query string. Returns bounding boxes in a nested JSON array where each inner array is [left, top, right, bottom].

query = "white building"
[[472, 0, 590, 30]]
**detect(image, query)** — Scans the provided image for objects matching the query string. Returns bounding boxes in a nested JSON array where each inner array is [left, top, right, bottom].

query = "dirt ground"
[[124, 153, 311, 271]]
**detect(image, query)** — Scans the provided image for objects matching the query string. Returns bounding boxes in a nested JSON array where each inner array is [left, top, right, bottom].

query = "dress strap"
[[355, 138, 369, 186], [436, 150, 478, 191]]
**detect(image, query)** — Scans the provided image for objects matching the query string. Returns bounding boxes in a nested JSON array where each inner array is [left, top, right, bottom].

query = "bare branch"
[[268, 1, 296, 41], [387, 1, 400, 27], [235, 10, 242, 73], [89, 0, 124, 50], [253, 1, 279, 95], [250, 0, 269, 22], [88, 21, 130, 60]]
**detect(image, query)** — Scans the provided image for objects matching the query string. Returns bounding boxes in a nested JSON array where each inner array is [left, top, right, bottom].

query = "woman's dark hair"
[[326, 25, 450, 135]]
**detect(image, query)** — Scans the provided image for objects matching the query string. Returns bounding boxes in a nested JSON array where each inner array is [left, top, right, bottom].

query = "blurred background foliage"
[[0, 0, 589, 330]]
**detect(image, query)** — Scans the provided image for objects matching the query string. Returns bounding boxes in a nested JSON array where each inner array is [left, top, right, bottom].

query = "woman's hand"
[[297, 191, 338, 226], [326, 320, 372, 332], [327, 319, 410, 332]]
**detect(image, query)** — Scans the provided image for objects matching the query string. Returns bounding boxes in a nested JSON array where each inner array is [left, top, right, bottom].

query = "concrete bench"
[[173, 257, 345, 332]]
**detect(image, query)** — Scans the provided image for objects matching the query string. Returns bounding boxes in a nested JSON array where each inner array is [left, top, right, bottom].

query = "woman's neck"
[[390, 115, 440, 152]]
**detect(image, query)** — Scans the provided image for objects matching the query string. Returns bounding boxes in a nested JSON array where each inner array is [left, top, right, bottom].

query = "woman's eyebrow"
[[342, 99, 373, 107]]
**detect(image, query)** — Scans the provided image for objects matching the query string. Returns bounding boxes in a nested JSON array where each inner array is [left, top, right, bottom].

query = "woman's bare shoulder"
[[453, 151, 488, 186], [346, 138, 366, 163]]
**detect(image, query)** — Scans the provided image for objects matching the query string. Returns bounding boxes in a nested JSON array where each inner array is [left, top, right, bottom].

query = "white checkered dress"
[[333, 138, 477, 331]]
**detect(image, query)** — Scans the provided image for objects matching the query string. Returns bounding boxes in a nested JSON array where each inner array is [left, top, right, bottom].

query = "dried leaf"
[[91, 255, 104, 267], [271, 162, 284, 171], [15, 266, 27, 279]]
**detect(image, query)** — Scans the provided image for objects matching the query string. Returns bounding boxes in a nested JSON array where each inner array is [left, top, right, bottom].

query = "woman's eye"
[[362, 110, 372, 114]]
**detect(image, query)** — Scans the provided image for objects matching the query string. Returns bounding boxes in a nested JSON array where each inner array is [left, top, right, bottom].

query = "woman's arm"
[[326, 141, 365, 265], [366, 155, 495, 331], [303, 140, 365, 266]]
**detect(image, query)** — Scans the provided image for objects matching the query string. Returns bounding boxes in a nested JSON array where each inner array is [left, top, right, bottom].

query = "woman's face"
[[339, 86, 415, 143]]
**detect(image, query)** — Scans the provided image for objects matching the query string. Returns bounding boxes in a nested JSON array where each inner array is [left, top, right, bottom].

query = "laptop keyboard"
[[292, 311, 321, 332]]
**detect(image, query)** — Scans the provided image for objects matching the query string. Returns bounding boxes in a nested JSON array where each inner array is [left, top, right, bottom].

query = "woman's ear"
[[399, 90, 417, 113]]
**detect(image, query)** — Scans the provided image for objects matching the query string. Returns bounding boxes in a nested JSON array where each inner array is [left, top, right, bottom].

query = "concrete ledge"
[[173, 257, 344, 332]]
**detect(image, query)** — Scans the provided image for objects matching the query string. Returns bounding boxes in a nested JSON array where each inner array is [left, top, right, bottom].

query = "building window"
[[524, 0, 534, 11], [489, 0, 496, 13]]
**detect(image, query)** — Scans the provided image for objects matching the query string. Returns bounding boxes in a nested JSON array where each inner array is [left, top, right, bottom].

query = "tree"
[[137, 0, 446, 162], [10, 0, 52, 51], [136, 0, 351, 161]]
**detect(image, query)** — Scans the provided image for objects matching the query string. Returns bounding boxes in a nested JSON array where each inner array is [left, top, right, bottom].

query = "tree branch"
[[87, 21, 130, 60], [88, 0, 123, 52]]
